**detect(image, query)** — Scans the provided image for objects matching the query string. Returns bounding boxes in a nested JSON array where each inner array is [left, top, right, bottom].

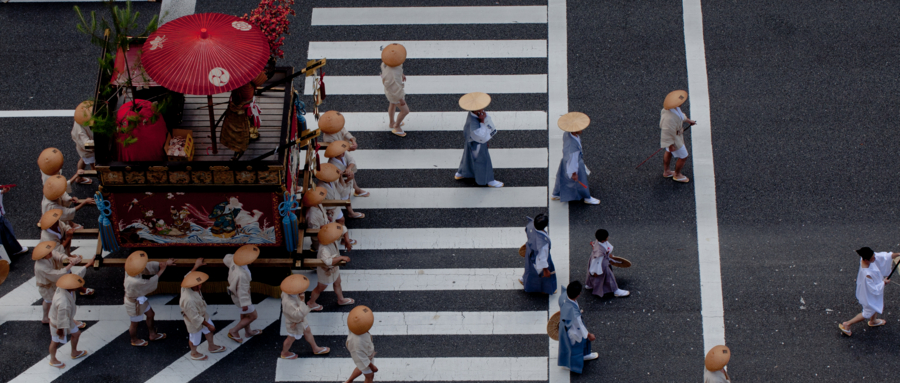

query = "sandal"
[[77, 178, 93, 185], [314, 347, 331, 355], [77, 321, 87, 329], [227, 333, 243, 343], [150, 333, 167, 341], [663, 172, 675, 178], [190, 354, 209, 361], [338, 298, 355, 306], [349, 239, 358, 246], [131, 340, 149, 347], [49, 361, 66, 369], [868, 319, 886, 327], [391, 128, 407, 137], [209, 345, 227, 353], [673, 176, 690, 183], [79, 288, 95, 296], [308, 304, 324, 312], [246, 329, 262, 337], [838, 323, 852, 336], [72, 350, 89, 359], [349, 212, 365, 219], [354, 190, 370, 197], [280, 352, 298, 360]]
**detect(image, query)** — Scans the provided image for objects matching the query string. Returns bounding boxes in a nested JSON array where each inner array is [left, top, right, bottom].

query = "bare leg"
[[346, 367, 363, 383], [229, 311, 258, 339], [42, 301, 51, 323], [364, 372, 375, 383], [281, 336, 296, 357], [334, 276, 349, 304], [303, 326, 327, 353], [49, 341, 62, 366], [842, 313, 866, 330], [307, 283, 327, 308], [662, 151, 673, 176], [128, 322, 142, 344], [205, 331, 220, 351], [75, 158, 86, 183], [241, 311, 259, 338], [387, 103, 396, 129], [69, 331, 82, 357], [146, 309, 159, 339], [674, 158, 687, 178], [395, 102, 410, 133]]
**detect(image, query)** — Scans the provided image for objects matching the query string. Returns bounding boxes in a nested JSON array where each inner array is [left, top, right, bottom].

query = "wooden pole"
[[207, 95, 217, 154]]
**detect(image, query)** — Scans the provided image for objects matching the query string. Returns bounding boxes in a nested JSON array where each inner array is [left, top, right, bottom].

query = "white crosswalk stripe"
[[350, 187, 547, 209], [292, 268, 525, 291], [281, 311, 548, 336], [308, 40, 548, 59], [340, 111, 547, 132], [276, 357, 548, 381], [333, 148, 547, 169], [304, 74, 548, 95]]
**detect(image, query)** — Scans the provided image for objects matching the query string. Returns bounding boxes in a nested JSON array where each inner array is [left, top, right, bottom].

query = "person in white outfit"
[[839, 247, 899, 336]]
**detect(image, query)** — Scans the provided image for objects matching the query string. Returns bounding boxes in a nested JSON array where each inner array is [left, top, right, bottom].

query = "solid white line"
[[340, 111, 547, 132], [311, 6, 548, 25], [17, 239, 98, 248], [304, 75, 548, 95], [351, 187, 547, 209], [0, 110, 73, 118], [347, 227, 523, 250], [293, 268, 525, 291], [683, 0, 724, 354], [308, 40, 547, 59], [346, 148, 548, 169], [547, 1, 570, 382], [145, 298, 280, 383], [9, 320, 130, 383], [276, 357, 548, 381], [281, 311, 547, 336]]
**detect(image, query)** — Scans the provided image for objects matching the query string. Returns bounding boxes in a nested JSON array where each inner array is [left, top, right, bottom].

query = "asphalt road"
[[1, 0, 900, 382]]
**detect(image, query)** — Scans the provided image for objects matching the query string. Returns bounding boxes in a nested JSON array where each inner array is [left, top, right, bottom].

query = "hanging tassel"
[[279, 192, 300, 252], [95, 192, 120, 252]]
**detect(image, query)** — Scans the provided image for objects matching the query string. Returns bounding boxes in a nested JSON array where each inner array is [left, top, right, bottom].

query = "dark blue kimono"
[[522, 217, 556, 294], [456, 113, 495, 185], [552, 132, 591, 202], [558, 286, 592, 374]]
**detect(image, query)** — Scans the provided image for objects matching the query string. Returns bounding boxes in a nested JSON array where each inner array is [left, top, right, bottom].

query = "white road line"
[[304, 75, 548, 95], [547, 1, 570, 382], [345, 148, 547, 169], [281, 311, 547, 336], [276, 357, 548, 381], [311, 6, 548, 26], [308, 40, 547, 59], [293, 268, 525, 291], [9, 320, 130, 383], [341, 111, 547, 132], [0, 245, 110, 309], [17, 239, 98, 248], [145, 298, 281, 383], [683, 0, 724, 354], [348, 227, 523, 250], [351, 187, 546, 209], [0, 110, 73, 118]]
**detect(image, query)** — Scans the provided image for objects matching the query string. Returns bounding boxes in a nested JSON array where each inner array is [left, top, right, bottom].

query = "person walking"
[[660, 90, 696, 183], [123, 251, 172, 346], [307, 222, 354, 311], [584, 229, 630, 298], [318, 110, 369, 197], [0, 185, 27, 257], [552, 112, 599, 204], [704, 345, 732, 383], [519, 214, 557, 294], [557, 281, 599, 373], [345, 305, 377, 383], [455, 92, 503, 187], [180, 259, 226, 361], [225, 245, 262, 343], [838, 247, 900, 336], [48, 274, 89, 369], [381, 43, 408, 137], [71, 101, 95, 185], [280, 274, 330, 359]]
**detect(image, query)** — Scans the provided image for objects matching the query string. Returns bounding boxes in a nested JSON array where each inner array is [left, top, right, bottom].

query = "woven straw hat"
[[43, 175, 68, 201], [318, 111, 345, 134], [32, 241, 57, 260], [519, 244, 526, 257], [547, 311, 561, 340], [315, 163, 341, 183], [302, 186, 328, 207], [182, 271, 209, 288], [664, 90, 688, 109], [74, 101, 94, 125], [57, 273, 85, 290], [0, 260, 9, 286], [317, 222, 344, 245], [459, 92, 491, 111], [234, 244, 260, 266], [610, 256, 632, 268], [558, 112, 590, 132], [705, 345, 731, 371], [39, 209, 63, 230], [324, 140, 350, 158], [280, 274, 310, 295], [348, 305, 375, 335], [381, 43, 407, 67], [37, 147, 64, 175], [125, 251, 150, 277]]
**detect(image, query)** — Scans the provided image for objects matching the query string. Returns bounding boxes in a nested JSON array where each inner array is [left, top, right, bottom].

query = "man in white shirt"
[[839, 247, 899, 336], [659, 90, 697, 183]]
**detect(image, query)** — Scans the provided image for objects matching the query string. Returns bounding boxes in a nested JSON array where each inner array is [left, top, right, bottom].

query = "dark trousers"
[[0, 215, 23, 255]]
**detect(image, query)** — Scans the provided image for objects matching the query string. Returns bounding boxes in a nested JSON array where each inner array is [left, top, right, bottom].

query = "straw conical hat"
[[234, 244, 260, 266], [315, 163, 341, 183], [37, 148, 64, 175], [0, 260, 9, 286], [459, 92, 491, 111], [39, 209, 63, 230], [381, 43, 407, 67], [664, 90, 688, 109], [519, 244, 526, 257], [74, 101, 94, 125], [317, 222, 344, 245], [57, 273, 85, 290], [318, 111, 345, 134], [547, 311, 561, 340], [125, 251, 150, 277], [302, 186, 328, 207], [324, 140, 350, 158], [348, 305, 374, 335], [705, 345, 731, 371], [281, 274, 310, 295], [182, 271, 209, 288], [32, 241, 57, 260], [43, 175, 68, 201], [558, 112, 590, 132], [610, 256, 632, 268]]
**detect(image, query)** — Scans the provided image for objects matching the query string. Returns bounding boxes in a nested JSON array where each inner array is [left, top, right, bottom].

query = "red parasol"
[[141, 13, 270, 153]]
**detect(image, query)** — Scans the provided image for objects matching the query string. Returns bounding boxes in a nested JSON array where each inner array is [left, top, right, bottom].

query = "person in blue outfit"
[[519, 214, 556, 294], [558, 281, 599, 373], [552, 112, 599, 204], [455, 92, 504, 188]]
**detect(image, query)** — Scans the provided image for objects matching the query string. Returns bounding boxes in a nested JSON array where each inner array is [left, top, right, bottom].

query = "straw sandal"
[[338, 298, 355, 306], [49, 361, 66, 369], [868, 319, 886, 327], [150, 333, 166, 341], [131, 340, 149, 347], [72, 350, 89, 359], [227, 333, 243, 343], [209, 346, 227, 353], [190, 354, 208, 361], [314, 347, 331, 355], [838, 323, 852, 336], [308, 304, 324, 312], [280, 353, 298, 360]]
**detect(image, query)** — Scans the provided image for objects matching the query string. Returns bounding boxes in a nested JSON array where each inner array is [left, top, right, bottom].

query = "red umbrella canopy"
[[141, 13, 270, 95]]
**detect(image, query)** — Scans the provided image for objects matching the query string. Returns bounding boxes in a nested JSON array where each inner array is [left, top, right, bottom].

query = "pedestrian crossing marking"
[[351, 187, 547, 209], [339, 148, 548, 169], [304, 75, 548, 95], [340, 111, 547, 132], [309, 40, 548, 59], [276, 357, 549, 381], [311, 6, 548, 26], [282, 311, 548, 336], [292, 268, 526, 291], [342, 227, 524, 250]]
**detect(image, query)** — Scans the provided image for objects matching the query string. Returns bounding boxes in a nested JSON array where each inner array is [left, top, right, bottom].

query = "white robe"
[[856, 260, 886, 315]]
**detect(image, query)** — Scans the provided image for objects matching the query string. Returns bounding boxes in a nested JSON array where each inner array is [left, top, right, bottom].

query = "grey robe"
[[456, 113, 495, 185], [552, 132, 591, 201]]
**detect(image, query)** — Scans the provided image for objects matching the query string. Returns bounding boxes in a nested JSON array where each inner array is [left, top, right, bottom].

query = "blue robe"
[[522, 217, 557, 294], [552, 132, 591, 202], [558, 287, 592, 374], [456, 113, 495, 185]]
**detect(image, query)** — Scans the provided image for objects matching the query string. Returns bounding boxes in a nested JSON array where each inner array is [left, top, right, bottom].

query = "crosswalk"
[[0, 3, 563, 382]]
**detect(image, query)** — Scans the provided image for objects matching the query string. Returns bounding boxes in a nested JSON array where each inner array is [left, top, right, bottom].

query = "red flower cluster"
[[243, 0, 296, 60]]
